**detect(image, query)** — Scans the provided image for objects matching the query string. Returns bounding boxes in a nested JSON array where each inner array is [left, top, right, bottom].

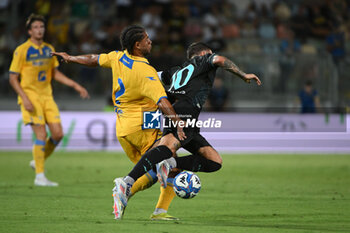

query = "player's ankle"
[[153, 208, 167, 215], [36, 172, 45, 179], [167, 157, 176, 168], [123, 176, 134, 186]]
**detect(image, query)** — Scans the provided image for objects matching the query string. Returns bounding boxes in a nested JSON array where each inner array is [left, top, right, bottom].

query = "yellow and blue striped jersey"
[[98, 50, 167, 136], [9, 39, 59, 103]]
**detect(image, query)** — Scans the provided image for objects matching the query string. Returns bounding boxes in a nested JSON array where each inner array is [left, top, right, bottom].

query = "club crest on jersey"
[[143, 110, 161, 129], [146, 76, 156, 81]]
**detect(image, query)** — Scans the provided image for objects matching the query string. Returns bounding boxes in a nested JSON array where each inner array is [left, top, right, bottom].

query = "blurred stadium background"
[[0, 0, 349, 110], [0, 0, 349, 152]]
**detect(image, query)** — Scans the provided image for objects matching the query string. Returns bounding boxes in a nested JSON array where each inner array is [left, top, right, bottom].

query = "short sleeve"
[[159, 69, 171, 86], [53, 55, 59, 68], [161, 66, 182, 86], [140, 66, 167, 104], [9, 47, 23, 74], [50, 46, 59, 68], [207, 53, 216, 67], [98, 51, 117, 68]]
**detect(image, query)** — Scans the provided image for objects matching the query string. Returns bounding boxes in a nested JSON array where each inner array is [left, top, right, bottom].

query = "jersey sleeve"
[[161, 66, 182, 86], [9, 46, 24, 74], [207, 53, 216, 67], [50, 46, 59, 68], [141, 66, 167, 104], [98, 51, 117, 68], [159, 69, 171, 86], [53, 55, 59, 68]]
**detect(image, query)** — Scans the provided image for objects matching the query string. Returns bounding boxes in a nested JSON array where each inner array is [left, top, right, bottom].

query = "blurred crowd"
[[0, 0, 349, 110]]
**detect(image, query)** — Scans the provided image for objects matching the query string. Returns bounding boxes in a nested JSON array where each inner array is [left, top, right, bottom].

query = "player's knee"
[[199, 148, 222, 165], [214, 155, 223, 165], [205, 160, 222, 172], [157, 145, 173, 159], [35, 131, 47, 141], [159, 136, 179, 154], [51, 132, 63, 142], [206, 160, 222, 172], [213, 161, 222, 171], [210, 151, 222, 165]]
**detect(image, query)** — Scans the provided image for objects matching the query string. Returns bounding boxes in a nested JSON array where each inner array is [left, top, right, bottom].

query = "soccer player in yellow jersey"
[[52, 25, 185, 220], [9, 14, 89, 187]]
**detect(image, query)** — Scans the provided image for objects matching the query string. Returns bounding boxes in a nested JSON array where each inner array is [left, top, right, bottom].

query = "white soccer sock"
[[167, 157, 177, 169], [153, 208, 167, 215], [123, 176, 135, 185], [36, 173, 45, 179]]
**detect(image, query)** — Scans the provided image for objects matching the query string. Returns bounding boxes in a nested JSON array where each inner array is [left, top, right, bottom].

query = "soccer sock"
[[44, 137, 59, 160], [36, 172, 45, 179], [33, 139, 46, 174], [153, 208, 167, 215], [130, 170, 157, 197], [175, 154, 222, 172], [154, 177, 175, 212], [127, 145, 173, 181], [165, 157, 177, 169]]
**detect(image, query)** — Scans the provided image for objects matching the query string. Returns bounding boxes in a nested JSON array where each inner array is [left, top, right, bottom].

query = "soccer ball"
[[173, 171, 201, 199]]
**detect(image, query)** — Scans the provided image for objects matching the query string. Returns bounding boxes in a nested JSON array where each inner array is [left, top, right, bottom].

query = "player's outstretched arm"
[[53, 69, 90, 99], [212, 55, 262, 86], [51, 52, 99, 67], [9, 73, 34, 112]]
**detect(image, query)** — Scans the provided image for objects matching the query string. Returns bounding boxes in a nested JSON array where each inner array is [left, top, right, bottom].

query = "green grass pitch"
[[0, 151, 349, 233]]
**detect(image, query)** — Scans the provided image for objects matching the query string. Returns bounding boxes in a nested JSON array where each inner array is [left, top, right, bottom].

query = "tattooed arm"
[[212, 55, 261, 85], [51, 52, 99, 67]]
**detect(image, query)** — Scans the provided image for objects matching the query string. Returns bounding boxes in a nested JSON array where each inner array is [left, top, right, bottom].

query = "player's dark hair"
[[187, 42, 212, 59], [120, 25, 146, 54], [26, 13, 45, 30], [305, 80, 313, 86]]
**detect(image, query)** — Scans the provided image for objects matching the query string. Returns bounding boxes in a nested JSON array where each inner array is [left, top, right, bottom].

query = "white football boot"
[[156, 160, 171, 188], [34, 176, 59, 187], [112, 178, 131, 220], [29, 160, 35, 170]]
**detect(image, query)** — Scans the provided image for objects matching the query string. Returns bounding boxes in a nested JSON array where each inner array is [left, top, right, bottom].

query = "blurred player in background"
[[112, 42, 261, 217], [9, 14, 89, 187], [297, 80, 321, 113], [52, 25, 185, 220]]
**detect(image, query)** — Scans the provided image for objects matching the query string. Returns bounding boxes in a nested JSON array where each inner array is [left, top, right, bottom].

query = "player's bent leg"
[[31, 124, 47, 174], [115, 129, 161, 218], [130, 170, 157, 197], [119, 132, 159, 197], [151, 182, 178, 221], [47, 122, 64, 142], [31, 124, 58, 186], [151, 169, 180, 221], [174, 147, 222, 173], [149, 137, 179, 220], [158, 133, 181, 155], [152, 180, 176, 216], [198, 146, 222, 165], [155, 134, 181, 187], [127, 135, 179, 183], [45, 123, 63, 160]]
